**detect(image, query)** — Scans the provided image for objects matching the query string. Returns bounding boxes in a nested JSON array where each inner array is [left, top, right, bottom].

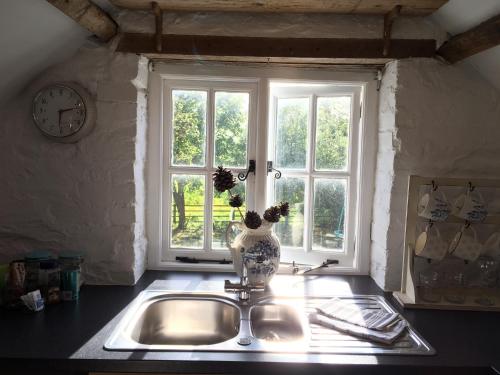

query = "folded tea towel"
[[309, 312, 407, 345], [316, 297, 400, 330]]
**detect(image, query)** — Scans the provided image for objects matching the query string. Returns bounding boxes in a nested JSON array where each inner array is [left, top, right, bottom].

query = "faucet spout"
[[224, 251, 266, 301]]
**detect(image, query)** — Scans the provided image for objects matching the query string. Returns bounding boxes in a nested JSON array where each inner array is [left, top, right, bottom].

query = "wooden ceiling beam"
[[383, 5, 402, 57], [152, 2, 163, 52], [47, 0, 118, 42], [438, 14, 500, 63], [116, 33, 436, 62], [108, 0, 448, 16]]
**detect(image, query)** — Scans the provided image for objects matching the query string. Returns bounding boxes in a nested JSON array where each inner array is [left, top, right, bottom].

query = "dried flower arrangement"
[[212, 166, 289, 230]]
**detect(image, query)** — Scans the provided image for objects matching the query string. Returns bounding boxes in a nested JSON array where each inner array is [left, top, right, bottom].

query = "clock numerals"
[[33, 85, 89, 139]]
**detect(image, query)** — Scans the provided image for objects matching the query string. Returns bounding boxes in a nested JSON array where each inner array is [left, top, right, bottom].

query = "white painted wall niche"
[[0, 43, 148, 285], [371, 58, 500, 291]]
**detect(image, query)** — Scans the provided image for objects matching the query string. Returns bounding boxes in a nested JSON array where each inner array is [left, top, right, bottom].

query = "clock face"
[[33, 85, 86, 138]]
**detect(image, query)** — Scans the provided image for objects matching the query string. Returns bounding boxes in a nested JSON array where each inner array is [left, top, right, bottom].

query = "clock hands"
[[59, 107, 78, 114], [57, 110, 63, 135], [57, 107, 79, 135]]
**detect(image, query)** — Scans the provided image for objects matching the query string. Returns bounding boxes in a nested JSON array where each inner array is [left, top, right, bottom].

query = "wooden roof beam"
[[438, 14, 500, 63], [47, 0, 118, 42], [383, 5, 402, 57], [152, 2, 163, 52], [108, 0, 449, 16], [116, 33, 436, 62]]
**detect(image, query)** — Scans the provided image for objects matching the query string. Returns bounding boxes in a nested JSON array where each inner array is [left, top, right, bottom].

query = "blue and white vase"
[[226, 220, 280, 285]]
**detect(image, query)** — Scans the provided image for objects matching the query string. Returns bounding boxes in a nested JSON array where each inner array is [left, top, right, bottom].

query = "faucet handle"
[[249, 281, 266, 292], [224, 280, 241, 292]]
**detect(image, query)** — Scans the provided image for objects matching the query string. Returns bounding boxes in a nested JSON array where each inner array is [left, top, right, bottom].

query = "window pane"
[[172, 90, 207, 167], [315, 96, 351, 171], [274, 177, 305, 248], [170, 174, 205, 248], [313, 179, 346, 250], [275, 97, 309, 170], [212, 181, 246, 249], [214, 92, 249, 168]]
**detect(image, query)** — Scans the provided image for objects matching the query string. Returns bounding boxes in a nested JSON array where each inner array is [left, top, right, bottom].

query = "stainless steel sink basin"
[[104, 291, 435, 356], [250, 304, 304, 341], [130, 298, 240, 345]]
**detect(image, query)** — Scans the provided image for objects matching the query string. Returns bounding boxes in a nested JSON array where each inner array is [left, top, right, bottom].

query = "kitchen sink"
[[130, 298, 240, 345], [250, 304, 304, 341], [104, 291, 435, 356]]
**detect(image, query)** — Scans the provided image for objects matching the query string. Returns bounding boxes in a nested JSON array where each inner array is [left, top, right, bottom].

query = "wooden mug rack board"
[[393, 175, 500, 311]]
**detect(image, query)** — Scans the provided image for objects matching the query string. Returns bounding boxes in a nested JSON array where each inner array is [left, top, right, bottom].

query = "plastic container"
[[61, 267, 80, 301], [58, 251, 84, 287], [24, 250, 53, 292]]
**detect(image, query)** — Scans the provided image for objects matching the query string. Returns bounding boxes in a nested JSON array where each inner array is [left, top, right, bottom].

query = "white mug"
[[417, 189, 450, 222], [452, 190, 488, 222], [415, 225, 448, 260], [482, 232, 500, 258], [449, 226, 481, 262]]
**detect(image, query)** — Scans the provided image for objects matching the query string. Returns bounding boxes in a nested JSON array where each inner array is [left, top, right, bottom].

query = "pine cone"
[[263, 206, 281, 223], [229, 194, 244, 208], [213, 166, 236, 193], [279, 201, 290, 216], [244, 211, 262, 229]]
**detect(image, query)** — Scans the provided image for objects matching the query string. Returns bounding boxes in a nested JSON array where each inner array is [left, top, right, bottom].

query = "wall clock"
[[32, 82, 96, 143]]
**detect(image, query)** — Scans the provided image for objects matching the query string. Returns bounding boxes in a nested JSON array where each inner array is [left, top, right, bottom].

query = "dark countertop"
[[1, 271, 499, 375]]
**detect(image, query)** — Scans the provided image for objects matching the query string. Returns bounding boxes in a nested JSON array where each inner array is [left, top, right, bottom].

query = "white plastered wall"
[[1, 7, 491, 286], [371, 58, 500, 290], [0, 43, 148, 285]]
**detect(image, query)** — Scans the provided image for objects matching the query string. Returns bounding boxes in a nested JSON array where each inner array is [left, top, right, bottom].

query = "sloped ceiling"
[[0, 0, 498, 105], [431, 0, 500, 91], [0, 0, 90, 105]]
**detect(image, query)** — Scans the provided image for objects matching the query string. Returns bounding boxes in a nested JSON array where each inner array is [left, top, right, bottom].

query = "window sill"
[[148, 262, 364, 275]]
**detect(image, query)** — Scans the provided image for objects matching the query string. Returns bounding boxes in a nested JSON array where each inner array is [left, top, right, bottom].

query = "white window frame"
[[161, 78, 259, 262], [147, 62, 378, 274], [268, 83, 361, 268]]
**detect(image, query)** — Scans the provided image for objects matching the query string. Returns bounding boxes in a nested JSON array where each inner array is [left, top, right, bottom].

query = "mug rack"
[[393, 175, 500, 311]]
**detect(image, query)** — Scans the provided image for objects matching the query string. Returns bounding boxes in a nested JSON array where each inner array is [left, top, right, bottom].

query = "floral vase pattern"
[[226, 221, 280, 285]]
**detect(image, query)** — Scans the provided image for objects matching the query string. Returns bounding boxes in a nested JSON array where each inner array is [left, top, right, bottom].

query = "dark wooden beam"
[[438, 14, 500, 63], [108, 0, 449, 16], [151, 2, 163, 52], [383, 5, 402, 57], [116, 33, 436, 61], [47, 0, 118, 42]]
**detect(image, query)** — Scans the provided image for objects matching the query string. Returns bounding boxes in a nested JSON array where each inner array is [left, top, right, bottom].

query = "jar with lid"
[[24, 250, 53, 292], [58, 251, 84, 287]]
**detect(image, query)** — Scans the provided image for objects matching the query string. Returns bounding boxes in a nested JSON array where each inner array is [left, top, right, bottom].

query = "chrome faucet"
[[224, 253, 265, 301]]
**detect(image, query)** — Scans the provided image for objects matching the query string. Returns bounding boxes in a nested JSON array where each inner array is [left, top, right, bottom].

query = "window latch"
[[237, 160, 256, 181], [267, 161, 282, 179]]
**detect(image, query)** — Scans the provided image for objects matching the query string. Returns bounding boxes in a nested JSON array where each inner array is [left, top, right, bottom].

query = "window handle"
[[237, 160, 256, 181], [267, 161, 282, 179]]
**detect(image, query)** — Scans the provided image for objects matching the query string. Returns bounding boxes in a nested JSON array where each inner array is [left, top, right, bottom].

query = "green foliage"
[[276, 98, 308, 169], [172, 91, 206, 166], [170, 91, 350, 249], [215, 93, 248, 167], [315, 97, 349, 170]]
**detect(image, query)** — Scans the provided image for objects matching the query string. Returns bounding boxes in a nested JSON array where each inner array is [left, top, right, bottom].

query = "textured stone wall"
[[371, 58, 500, 290], [0, 43, 148, 285]]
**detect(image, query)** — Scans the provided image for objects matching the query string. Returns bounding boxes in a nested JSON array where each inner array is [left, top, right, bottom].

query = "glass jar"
[[24, 250, 53, 292], [58, 251, 84, 287]]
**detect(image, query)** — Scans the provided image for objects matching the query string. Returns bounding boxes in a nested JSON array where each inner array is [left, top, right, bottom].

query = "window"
[[268, 83, 361, 267], [147, 64, 376, 273], [160, 79, 258, 262]]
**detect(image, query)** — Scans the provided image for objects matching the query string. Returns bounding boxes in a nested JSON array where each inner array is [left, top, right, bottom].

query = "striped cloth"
[[316, 297, 400, 330], [309, 312, 407, 345]]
